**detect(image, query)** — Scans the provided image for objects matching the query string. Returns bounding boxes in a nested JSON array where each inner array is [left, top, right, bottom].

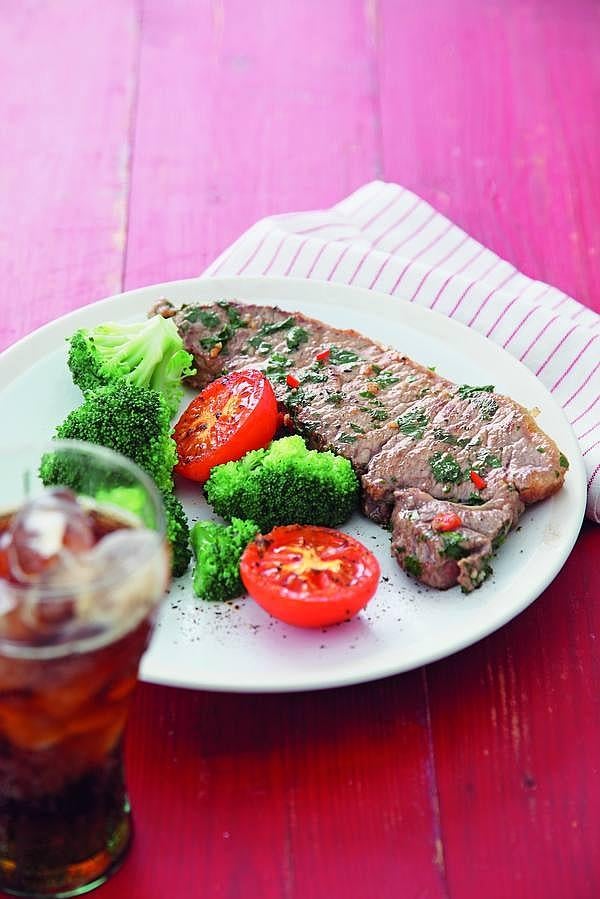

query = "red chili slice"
[[315, 348, 330, 363], [286, 374, 300, 389], [431, 511, 462, 532], [470, 471, 487, 490]]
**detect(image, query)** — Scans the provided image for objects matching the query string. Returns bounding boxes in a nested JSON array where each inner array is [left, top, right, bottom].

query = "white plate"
[[0, 277, 586, 692]]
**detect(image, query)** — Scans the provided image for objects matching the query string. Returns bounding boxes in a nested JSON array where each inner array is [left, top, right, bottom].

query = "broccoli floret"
[[94, 485, 156, 527], [161, 491, 192, 577], [190, 517, 259, 602], [91, 486, 190, 577], [67, 316, 195, 417], [205, 435, 359, 533], [40, 382, 177, 494]]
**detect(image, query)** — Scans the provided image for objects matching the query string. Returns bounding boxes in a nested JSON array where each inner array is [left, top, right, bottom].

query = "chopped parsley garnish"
[[457, 384, 495, 399], [302, 363, 328, 383], [404, 555, 423, 577], [286, 387, 311, 408], [266, 353, 292, 382], [457, 385, 498, 419], [349, 423, 365, 434], [338, 433, 358, 444], [326, 392, 343, 406], [440, 531, 469, 560], [465, 493, 485, 506], [286, 326, 309, 350], [254, 341, 272, 355], [492, 532, 507, 552], [536, 446, 546, 454], [432, 428, 471, 448], [183, 308, 221, 328], [429, 451, 464, 484], [329, 346, 361, 365], [247, 316, 295, 349], [359, 389, 382, 401], [472, 452, 502, 472], [199, 305, 249, 352], [478, 396, 499, 420], [370, 410, 389, 422], [199, 335, 224, 352], [559, 453, 569, 469], [373, 371, 401, 390], [217, 302, 248, 329], [398, 409, 429, 440]]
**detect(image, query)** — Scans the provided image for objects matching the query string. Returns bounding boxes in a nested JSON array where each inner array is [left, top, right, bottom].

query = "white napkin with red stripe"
[[205, 181, 600, 523]]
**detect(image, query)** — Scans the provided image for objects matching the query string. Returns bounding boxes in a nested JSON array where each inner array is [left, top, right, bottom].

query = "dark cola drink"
[[0, 489, 169, 896]]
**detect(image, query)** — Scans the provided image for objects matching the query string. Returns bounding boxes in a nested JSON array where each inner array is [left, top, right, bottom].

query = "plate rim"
[[0, 275, 587, 692]]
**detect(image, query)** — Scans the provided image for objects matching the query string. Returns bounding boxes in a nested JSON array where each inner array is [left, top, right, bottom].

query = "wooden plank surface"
[[376, 3, 600, 897], [114, 677, 447, 899], [0, 1, 599, 898], [123, 0, 383, 287], [426, 523, 600, 899], [0, 0, 140, 352], [116, 2, 445, 897], [376, 0, 600, 311]]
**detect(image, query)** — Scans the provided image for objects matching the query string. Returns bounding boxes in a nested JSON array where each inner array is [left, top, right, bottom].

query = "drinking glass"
[[0, 440, 170, 897]]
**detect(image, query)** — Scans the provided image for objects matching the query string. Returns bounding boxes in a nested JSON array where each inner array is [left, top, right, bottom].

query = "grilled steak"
[[390, 488, 524, 591], [151, 299, 568, 592]]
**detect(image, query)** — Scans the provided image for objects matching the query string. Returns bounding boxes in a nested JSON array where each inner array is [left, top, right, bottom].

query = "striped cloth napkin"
[[205, 181, 600, 523]]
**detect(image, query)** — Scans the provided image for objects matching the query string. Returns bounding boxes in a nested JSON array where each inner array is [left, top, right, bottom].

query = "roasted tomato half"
[[240, 525, 380, 628], [174, 370, 278, 482]]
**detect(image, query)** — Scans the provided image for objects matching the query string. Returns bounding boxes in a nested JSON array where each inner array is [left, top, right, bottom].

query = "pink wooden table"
[[1, 2, 599, 897]]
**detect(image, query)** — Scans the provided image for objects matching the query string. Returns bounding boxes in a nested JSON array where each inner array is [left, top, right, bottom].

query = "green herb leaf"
[[478, 396, 499, 420], [286, 326, 309, 350], [265, 353, 293, 382], [432, 428, 471, 448], [559, 453, 569, 469], [183, 308, 220, 328], [429, 451, 464, 484], [440, 531, 469, 560], [329, 346, 361, 365], [404, 555, 423, 577], [302, 362, 329, 383], [199, 335, 223, 352], [374, 371, 401, 390], [465, 493, 485, 506], [326, 392, 343, 406], [472, 452, 502, 472], [491, 532, 507, 552], [338, 433, 358, 444], [457, 384, 495, 399], [370, 410, 389, 423], [349, 422, 365, 434], [247, 316, 296, 348], [220, 304, 248, 329], [398, 409, 429, 440]]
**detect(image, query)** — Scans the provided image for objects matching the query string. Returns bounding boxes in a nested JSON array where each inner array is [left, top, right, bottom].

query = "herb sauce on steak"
[[151, 299, 568, 592]]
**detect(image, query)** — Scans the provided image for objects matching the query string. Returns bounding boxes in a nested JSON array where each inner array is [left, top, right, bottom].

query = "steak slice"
[[152, 299, 568, 591], [362, 387, 564, 525], [390, 488, 524, 591]]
